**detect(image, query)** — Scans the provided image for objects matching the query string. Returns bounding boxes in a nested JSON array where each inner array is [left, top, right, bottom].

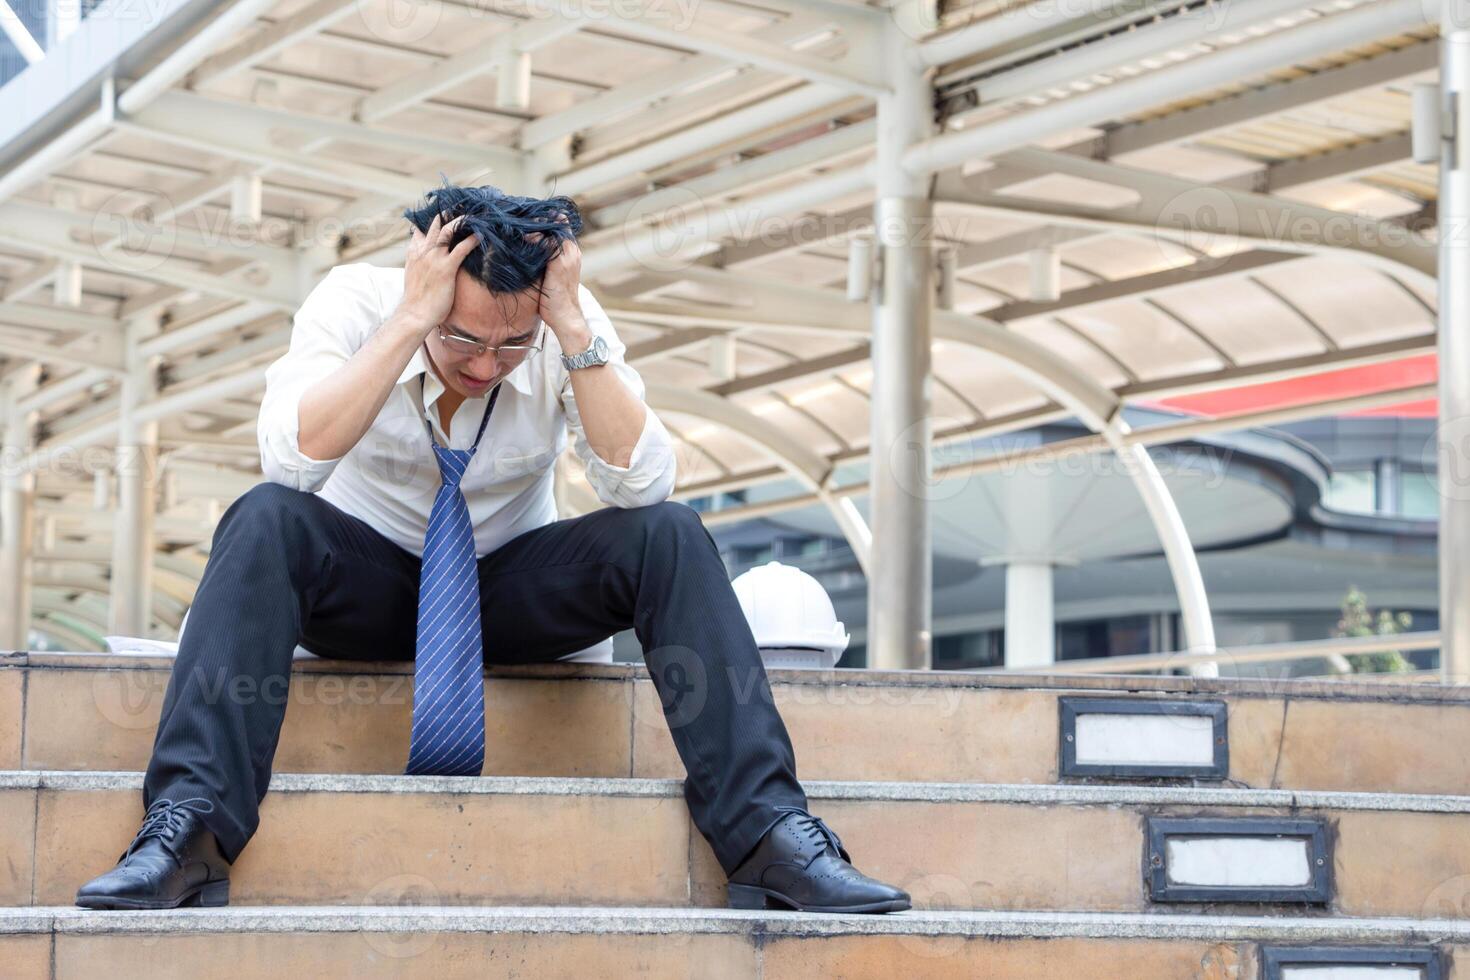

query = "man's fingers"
[[436, 214, 466, 245], [450, 230, 480, 261]]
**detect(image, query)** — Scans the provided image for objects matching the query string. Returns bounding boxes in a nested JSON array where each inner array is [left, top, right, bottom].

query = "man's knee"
[[639, 499, 703, 529], [630, 502, 732, 580], [626, 500, 713, 548], [201, 484, 330, 601], [214, 483, 319, 546]]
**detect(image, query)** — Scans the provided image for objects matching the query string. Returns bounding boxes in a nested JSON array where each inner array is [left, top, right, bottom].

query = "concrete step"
[[7, 651, 1470, 795], [9, 771, 1470, 920], [2, 905, 1467, 978]]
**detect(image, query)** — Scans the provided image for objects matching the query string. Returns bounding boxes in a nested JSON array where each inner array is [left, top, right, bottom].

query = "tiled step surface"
[[9, 771, 1470, 920], [7, 651, 1470, 794], [2, 906, 1467, 979]]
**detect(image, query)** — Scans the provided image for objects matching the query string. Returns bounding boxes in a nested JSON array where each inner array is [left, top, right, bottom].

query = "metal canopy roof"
[[0, 0, 1445, 642]]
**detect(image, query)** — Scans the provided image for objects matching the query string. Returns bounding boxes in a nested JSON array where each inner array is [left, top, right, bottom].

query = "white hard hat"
[[731, 560, 849, 656]]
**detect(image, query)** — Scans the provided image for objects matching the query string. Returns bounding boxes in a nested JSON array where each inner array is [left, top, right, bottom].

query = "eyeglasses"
[[437, 320, 545, 358]]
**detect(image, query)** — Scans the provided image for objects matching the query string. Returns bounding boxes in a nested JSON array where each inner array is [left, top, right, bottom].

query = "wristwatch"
[[561, 333, 610, 371]]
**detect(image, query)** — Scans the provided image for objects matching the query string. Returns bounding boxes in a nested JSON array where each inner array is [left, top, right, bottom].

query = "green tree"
[[1334, 586, 1414, 673]]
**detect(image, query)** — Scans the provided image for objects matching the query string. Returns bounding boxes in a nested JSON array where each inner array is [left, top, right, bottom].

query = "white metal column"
[[0, 372, 39, 649], [1441, 0, 1470, 682], [1003, 560, 1056, 668], [107, 320, 162, 637], [0, 478, 33, 649], [866, 7, 935, 670]]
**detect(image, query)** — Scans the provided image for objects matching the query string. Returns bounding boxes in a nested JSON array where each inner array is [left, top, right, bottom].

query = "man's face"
[[424, 269, 542, 399]]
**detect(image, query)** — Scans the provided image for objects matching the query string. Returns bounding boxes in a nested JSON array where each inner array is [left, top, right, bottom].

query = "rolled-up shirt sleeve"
[[257, 264, 377, 493], [559, 285, 677, 508]]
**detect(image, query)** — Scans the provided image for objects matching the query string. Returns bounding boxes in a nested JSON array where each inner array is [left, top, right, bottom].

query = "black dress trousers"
[[141, 482, 809, 874]]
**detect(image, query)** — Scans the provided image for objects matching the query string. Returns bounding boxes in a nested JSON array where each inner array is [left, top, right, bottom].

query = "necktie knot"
[[433, 444, 472, 489]]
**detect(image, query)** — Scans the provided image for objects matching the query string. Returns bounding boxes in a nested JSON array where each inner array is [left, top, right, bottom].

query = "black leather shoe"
[[75, 797, 231, 910], [727, 806, 910, 913]]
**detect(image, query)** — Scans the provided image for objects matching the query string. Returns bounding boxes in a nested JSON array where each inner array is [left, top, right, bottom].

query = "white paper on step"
[[103, 635, 321, 659], [103, 636, 182, 656]]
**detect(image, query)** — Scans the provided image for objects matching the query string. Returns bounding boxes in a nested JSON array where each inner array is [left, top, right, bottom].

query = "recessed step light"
[[1060, 697, 1228, 779], [1260, 945, 1441, 979], [1146, 817, 1332, 904]]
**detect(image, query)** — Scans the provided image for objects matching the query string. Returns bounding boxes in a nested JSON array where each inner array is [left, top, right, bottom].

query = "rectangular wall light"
[[1261, 945, 1441, 979], [1060, 697, 1228, 779], [1146, 817, 1332, 904]]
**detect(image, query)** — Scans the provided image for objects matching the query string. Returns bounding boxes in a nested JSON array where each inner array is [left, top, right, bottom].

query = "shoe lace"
[[773, 805, 850, 862], [126, 797, 215, 857]]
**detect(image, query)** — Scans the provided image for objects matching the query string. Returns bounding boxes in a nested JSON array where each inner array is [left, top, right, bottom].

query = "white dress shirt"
[[257, 262, 677, 558]]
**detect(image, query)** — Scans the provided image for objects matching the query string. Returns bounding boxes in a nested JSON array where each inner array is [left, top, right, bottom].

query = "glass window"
[[1325, 469, 1376, 514], [774, 537, 811, 558], [1057, 615, 1155, 661], [934, 631, 1003, 670], [734, 543, 773, 565], [1402, 469, 1440, 520]]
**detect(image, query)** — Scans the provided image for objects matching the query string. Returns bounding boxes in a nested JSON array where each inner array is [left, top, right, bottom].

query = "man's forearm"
[[297, 312, 429, 461], [560, 319, 647, 469]]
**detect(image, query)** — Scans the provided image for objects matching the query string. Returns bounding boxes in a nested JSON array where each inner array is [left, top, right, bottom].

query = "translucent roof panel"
[[1146, 277, 1332, 367], [0, 0, 1446, 537], [1059, 301, 1230, 383], [1249, 258, 1434, 347]]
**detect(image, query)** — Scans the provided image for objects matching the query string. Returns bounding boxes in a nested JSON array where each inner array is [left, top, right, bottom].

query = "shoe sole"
[[727, 883, 910, 914], [75, 878, 230, 911]]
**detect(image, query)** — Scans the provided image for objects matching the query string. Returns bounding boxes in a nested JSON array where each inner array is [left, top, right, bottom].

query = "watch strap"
[[562, 334, 609, 370]]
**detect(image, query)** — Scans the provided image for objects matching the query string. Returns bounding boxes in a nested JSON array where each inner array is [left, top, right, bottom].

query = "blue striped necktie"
[[406, 382, 501, 777]]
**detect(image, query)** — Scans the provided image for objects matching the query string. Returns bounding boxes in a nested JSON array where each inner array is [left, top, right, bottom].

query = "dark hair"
[[401, 183, 583, 296]]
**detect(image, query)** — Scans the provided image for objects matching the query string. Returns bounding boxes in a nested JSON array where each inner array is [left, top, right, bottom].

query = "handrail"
[[977, 631, 1443, 676]]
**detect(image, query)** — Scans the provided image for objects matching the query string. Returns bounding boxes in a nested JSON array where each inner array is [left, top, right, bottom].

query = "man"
[[75, 185, 910, 915]]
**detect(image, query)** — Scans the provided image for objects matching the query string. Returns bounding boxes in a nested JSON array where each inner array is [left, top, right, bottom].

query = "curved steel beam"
[[32, 595, 108, 649], [636, 267, 1217, 653], [31, 617, 102, 652], [937, 153, 1437, 291], [33, 576, 185, 630], [646, 384, 875, 575]]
